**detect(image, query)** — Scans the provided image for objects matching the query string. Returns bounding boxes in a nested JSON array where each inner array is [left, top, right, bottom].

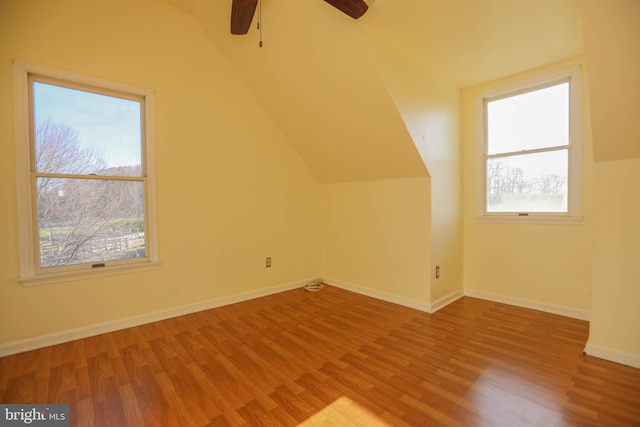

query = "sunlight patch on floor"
[[298, 396, 392, 426]]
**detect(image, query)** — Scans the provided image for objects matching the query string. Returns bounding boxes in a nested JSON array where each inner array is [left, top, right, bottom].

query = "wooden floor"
[[1, 286, 639, 426]]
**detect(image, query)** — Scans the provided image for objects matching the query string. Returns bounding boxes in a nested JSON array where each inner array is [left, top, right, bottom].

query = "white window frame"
[[13, 60, 160, 286], [475, 66, 582, 224]]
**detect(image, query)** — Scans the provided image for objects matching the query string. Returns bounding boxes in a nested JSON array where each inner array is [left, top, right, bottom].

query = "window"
[[13, 60, 159, 285], [476, 67, 582, 224]]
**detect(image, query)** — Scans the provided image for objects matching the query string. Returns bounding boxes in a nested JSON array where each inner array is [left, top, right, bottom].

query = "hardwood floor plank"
[[1, 286, 639, 426], [295, 373, 345, 407], [74, 364, 92, 401], [184, 362, 246, 426], [118, 383, 145, 426], [154, 371, 201, 426], [76, 397, 95, 427], [130, 374, 164, 426], [268, 385, 324, 423], [3, 372, 36, 402], [239, 343, 306, 393], [91, 376, 126, 427], [443, 378, 570, 427]]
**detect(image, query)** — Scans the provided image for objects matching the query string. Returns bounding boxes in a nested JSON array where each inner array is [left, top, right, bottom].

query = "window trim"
[[13, 60, 160, 286], [475, 66, 582, 225]]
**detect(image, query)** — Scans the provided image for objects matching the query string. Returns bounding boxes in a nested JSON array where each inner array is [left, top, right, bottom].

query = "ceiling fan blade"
[[231, 0, 258, 35], [324, 0, 368, 19]]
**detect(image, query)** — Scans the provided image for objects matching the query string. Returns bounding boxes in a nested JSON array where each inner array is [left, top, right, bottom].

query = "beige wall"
[[0, 0, 321, 344], [422, 107, 463, 304], [462, 57, 594, 314], [322, 178, 431, 307], [358, 29, 463, 305], [582, 0, 640, 365], [582, 0, 640, 162], [589, 160, 640, 358]]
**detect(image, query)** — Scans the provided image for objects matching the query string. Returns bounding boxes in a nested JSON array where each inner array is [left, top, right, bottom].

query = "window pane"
[[487, 82, 569, 155], [33, 82, 142, 176], [36, 177, 146, 268], [487, 150, 568, 213]]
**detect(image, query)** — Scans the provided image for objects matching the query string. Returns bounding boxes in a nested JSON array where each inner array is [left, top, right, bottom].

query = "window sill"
[[18, 261, 161, 287], [475, 215, 583, 225]]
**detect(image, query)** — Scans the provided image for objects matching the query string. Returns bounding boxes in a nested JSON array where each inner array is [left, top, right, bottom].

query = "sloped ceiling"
[[155, 0, 584, 182], [361, 0, 584, 88]]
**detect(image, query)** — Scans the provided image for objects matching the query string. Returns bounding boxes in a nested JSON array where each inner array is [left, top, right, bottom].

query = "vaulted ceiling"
[[155, 0, 585, 182]]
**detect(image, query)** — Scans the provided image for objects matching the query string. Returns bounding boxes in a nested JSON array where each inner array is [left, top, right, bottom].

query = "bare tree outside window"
[[486, 150, 568, 212]]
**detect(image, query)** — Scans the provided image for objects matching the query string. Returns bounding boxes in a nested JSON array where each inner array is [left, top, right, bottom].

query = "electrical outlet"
[[435, 266, 440, 279], [266, 257, 271, 268]]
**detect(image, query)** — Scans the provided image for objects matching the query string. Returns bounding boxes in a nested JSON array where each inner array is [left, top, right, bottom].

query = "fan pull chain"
[[257, 0, 263, 47]]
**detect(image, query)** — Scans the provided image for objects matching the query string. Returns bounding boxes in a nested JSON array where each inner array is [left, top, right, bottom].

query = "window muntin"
[[14, 60, 159, 285], [477, 67, 581, 222]]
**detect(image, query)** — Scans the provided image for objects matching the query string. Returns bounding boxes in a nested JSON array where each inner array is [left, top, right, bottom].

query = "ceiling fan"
[[230, 0, 369, 35]]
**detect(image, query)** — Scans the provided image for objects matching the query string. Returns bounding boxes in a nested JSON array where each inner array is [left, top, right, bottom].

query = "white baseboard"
[[430, 289, 465, 313], [2, 278, 601, 363], [324, 277, 432, 313], [0, 279, 307, 358], [584, 341, 640, 369], [463, 289, 590, 321]]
